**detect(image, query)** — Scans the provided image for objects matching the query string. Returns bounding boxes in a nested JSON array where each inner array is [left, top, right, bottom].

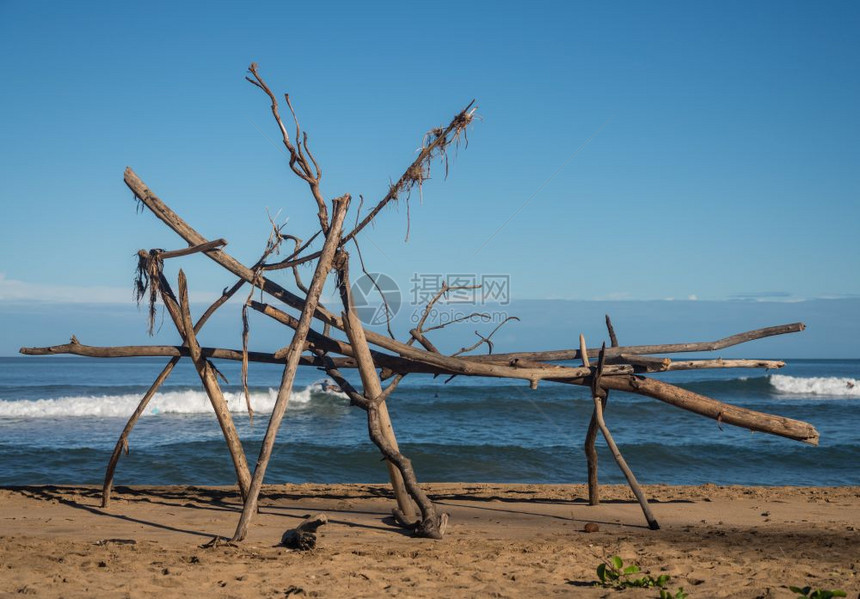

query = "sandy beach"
[[0, 483, 857, 598]]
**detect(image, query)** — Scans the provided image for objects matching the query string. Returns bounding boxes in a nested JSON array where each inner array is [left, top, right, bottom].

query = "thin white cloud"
[[591, 292, 633, 301], [729, 291, 807, 303], [815, 293, 860, 300], [0, 273, 219, 304]]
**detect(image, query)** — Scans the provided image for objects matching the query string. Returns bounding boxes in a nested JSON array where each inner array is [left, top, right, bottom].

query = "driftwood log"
[[280, 513, 328, 550], [20, 63, 820, 541]]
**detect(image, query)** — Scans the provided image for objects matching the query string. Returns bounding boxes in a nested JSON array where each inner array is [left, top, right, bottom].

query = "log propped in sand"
[[20, 62, 820, 542]]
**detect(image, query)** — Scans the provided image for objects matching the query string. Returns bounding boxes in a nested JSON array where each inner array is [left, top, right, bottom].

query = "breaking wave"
[[0, 379, 348, 418], [769, 375, 860, 397]]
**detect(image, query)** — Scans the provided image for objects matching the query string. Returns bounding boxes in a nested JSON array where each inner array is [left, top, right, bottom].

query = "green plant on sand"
[[595, 555, 688, 598]]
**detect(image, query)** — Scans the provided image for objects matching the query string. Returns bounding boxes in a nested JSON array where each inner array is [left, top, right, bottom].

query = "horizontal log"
[[466, 323, 806, 364], [158, 239, 227, 260], [20, 340, 819, 444], [663, 359, 785, 371], [608, 356, 785, 373], [599, 375, 819, 445], [19, 341, 357, 369], [256, 301, 635, 382], [611, 354, 671, 371]]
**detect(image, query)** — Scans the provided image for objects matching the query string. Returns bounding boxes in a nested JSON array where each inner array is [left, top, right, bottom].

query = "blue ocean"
[[0, 357, 857, 487]]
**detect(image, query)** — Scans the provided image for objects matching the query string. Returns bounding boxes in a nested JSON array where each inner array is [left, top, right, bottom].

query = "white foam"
[[770, 375, 860, 397], [0, 380, 348, 418]]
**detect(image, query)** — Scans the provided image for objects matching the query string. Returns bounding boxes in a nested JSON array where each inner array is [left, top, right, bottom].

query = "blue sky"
[[1, 1, 858, 356]]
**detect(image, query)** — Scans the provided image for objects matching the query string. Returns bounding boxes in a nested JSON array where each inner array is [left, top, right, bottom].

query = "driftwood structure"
[[21, 64, 820, 541]]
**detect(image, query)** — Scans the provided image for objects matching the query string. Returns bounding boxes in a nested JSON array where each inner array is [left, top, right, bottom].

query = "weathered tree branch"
[[246, 63, 329, 233], [153, 270, 252, 500], [588, 339, 659, 529], [468, 322, 807, 363], [336, 252, 446, 537], [158, 239, 228, 260], [600, 375, 819, 445], [231, 194, 350, 542], [100, 275, 248, 507]]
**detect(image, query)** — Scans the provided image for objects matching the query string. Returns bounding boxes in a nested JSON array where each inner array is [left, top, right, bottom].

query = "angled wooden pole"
[[584, 317, 617, 506], [141, 267, 252, 500], [336, 253, 447, 537], [101, 277, 246, 508], [586, 337, 659, 530], [591, 392, 659, 529], [231, 194, 349, 543], [102, 356, 178, 507], [341, 306, 418, 526], [173, 271, 252, 499]]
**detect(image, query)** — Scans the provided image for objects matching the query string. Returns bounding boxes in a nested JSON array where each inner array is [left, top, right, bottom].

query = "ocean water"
[[0, 357, 857, 487]]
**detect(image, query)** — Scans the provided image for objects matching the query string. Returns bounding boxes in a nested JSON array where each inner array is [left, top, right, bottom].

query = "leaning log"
[[599, 375, 819, 445], [101, 276, 248, 507], [162, 270, 252, 499], [231, 194, 350, 542]]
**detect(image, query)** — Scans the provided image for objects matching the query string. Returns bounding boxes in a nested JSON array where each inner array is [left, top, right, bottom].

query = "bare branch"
[[451, 316, 520, 357], [466, 322, 808, 364], [605, 313, 618, 347], [261, 229, 321, 272], [351, 237, 396, 339], [246, 63, 329, 233], [281, 101, 477, 268]]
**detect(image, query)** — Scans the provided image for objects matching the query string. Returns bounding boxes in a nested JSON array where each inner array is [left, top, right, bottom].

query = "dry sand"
[[1, 483, 858, 598]]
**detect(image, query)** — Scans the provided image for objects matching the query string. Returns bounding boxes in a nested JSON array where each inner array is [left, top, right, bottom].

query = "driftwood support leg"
[[336, 253, 446, 537], [366, 401, 447, 538], [102, 275, 247, 508], [583, 316, 619, 506], [137, 265, 252, 501], [587, 338, 659, 530], [231, 195, 349, 543], [379, 403, 420, 528], [173, 272, 252, 500], [309, 350, 437, 534], [340, 307, 421, 528], [131, 264, 252, 501], [581, 334, 601, 505], [102, 356, 179, 507], [591, 392, 659, 530], [584, 397, 606, 506]]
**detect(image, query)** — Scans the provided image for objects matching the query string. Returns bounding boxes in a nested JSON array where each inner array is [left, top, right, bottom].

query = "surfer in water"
[[320, 380, 340, 394]]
